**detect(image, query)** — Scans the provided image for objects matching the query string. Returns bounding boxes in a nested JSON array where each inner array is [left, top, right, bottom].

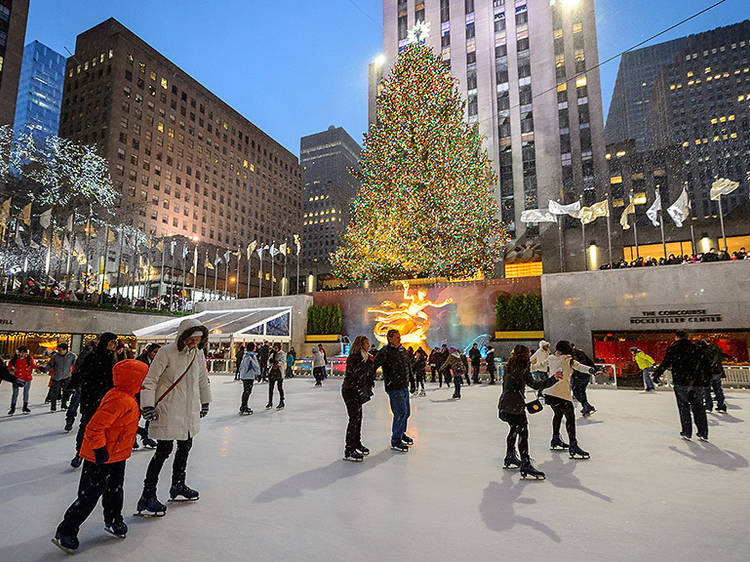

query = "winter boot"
[[104, 518, 128, 538], [519, 458, 545, 480], [7, 404, 15, 416], [135, 492, 167, 516], [343, 447, 364, 462], [169, 482, 200, 502], [503, 450, 522, 470], [550, 435, 569, 450], [70, 455, 83, 469], [22, 402, 30, 414], [52, 530, 79, 554]]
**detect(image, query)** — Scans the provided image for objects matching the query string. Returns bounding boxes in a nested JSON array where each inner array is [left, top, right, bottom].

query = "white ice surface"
[[0, 376, 748, 561]]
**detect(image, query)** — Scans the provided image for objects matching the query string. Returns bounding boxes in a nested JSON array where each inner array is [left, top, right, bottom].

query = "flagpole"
[[270, 251, 275, 297], [213, 255, 219, 300], [158, 238, 166, 310], [557, 216, 564, 273], [44, 221, 53, 297], [235, 251, 241, 299], [581, 220, 587, 271], [690, 223, 696, 255], [169, 242, 176, 309], [717, 195, 727, 252], [296, 249, 300, 294], [605, 194, 612, 267], [283, 249, 288, 296], [181, 242, 188, 311], [259, 253, 263, 298], [631, 197, 640, 259], [129, 236, 138, 302], [100, 225, 109, 294], [202, 252, 208, 302], [246, 251, 252, 299], [658, 209, 667, 259], [224, 253, 230, 300], [145, 235, 153, 308]]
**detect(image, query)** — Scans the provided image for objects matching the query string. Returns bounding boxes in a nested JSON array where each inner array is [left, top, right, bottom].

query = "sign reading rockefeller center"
[[629, 310, 723, 325]]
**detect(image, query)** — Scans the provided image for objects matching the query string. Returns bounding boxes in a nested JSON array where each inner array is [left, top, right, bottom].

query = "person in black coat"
[[498, 345, 560, 477], [134, 344, 161, 450], [469, 343, 481, 384], [374, 329, 414, 452], [699, 340, 734, 413], [64, 339, 98, 433], [70, 333, 118, 468], [652, 331, 708, 440], [341, 336, 376, 462], [485, 346, 497, 385], [571, 344, 596, 417], [411, 348, 427, 396]]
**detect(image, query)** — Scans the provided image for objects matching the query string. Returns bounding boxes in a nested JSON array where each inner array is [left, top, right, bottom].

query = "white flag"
[[247, 241, 257, 260], [646, 190, 662, 227], [66, 214, 74, 232], [256, 245, 265, 259], [215, 250, 222, 265], [520, 209, 557, 223], [39, 209, 52, 230], [709, 178, 739, 201], [620, 198, 636, 230], [223, 250, 231, 263], [170, 240, 177, 256], [279, 242, 288, 255], [269, 243, 278, 257], [182, 243, 189, 259], [667, 188, 691, 228], [15, 229, 25, 250], [548, 200, 581, 216], [293, 234, 301, 256]]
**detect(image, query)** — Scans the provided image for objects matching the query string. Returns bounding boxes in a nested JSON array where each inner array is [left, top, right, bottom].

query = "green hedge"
[[307, 304, 343, 335], [0, 294, 189, 316], [495, 293, 543, 331]]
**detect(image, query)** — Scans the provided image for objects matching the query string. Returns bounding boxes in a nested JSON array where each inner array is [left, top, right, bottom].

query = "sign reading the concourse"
[[630, 309, 723, 325]]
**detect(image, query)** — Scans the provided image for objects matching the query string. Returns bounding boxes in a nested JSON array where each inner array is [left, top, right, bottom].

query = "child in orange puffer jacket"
[[52, 359, 149, 554]]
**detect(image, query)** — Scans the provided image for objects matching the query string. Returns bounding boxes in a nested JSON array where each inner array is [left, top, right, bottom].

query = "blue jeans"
[[452, 374, 462, 398], [11, 380, 31, 405], [387, 388, 410, 445], [642, 367, 654, 390]]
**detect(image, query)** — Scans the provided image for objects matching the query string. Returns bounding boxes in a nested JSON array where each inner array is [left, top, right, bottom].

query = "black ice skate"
[[169, 483, 200, 502], [550, 436, 569, 450], [680, 432, 692, 440], [265, 402, 272, 409], [51, 531, 79, 554], [7, 405, 15, 416], [142, 437, 158, 449], [582, 407, 596, 417], [64, 420, 73, 431], [276, 401, 285, 410], [569, 443, 590, 459], [391, 441, 409, 453], [104, 519, 128, 539], [239, 407, 253, 415], [22, 403, 30, 414], [135, 494, 167, 516], [343, 448, 364, 462], [519, 459, 545, 480], [356, 445, 370, 456], [696, 433, 709, 442], [70, 455, 82, 469], [401, 434, 414, 446], [503, 452, 521, 470]]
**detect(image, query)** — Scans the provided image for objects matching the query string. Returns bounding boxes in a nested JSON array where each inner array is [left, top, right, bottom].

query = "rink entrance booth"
[[134, 307, 292, 374]]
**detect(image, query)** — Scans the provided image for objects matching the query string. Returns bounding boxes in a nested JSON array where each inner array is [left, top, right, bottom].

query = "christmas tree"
[[331, 44, 509, 283]]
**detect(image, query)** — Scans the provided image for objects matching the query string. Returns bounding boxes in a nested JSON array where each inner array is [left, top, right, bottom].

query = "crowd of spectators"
[[600, 247, 747, 269]]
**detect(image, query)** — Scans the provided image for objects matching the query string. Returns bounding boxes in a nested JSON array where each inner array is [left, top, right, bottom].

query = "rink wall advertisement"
[[313, 277, 540, 352]]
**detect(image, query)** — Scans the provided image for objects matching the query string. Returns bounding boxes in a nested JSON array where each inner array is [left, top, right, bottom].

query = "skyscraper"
[[58, 18, 303, 250], [0, 0, 30, 127], [300, 126, 361, 279], [378, 0, 607, 238], [604, 38, 687, 151], [13, 41, 66, 144]]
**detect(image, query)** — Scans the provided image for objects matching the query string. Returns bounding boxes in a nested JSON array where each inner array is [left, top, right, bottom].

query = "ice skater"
[[265, 343, 286, 410], [699, 340, 734, 413], [652, 331, 709, 441], [238, 342, 260, 415], [52, 359, 149, 554], [485, 346, 497, 384], [42, 343, 77, 413], [469, 343, 481, 384], [439, 349, 466, 400], [312, 345, 325, 386], [137, 318, 211, 516], [544, 341, 600, 459], [571, 343, 596, 417], [133, 344, 161, 450], [374, 329, 414, 453], [411, 348, 427, 396], [630, 347, 656, 391], [498, 345, 561, 479], [530, 340, 550, 382], [7, 346, 40, 415], [341, 336, 375, 462]]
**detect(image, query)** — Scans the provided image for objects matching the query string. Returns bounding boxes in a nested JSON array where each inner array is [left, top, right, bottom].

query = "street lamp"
[[373, 54, 386, 66]]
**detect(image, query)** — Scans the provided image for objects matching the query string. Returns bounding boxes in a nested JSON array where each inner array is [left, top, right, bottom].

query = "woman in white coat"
[[544, 340, 598, 460], [530, 340, 550, 381], [137, 318, 211, 516]]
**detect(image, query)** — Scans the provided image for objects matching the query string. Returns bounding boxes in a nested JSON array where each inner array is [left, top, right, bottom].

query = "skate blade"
[[51, 537, 76, 555], [133, 511, 166, 517], [570, 455, 590, 460], [104, 527, 126, 539], [520, 474, 546, 480], [342, 457, 364, 462], [168, 497, 199, 502], [502, 465, 520, 470], [550, 446, 568, 451]]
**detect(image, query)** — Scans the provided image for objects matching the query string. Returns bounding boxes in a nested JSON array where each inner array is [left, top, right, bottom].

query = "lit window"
[[150, 71, 157, 81], [109, 49, 114, 58], [616, 150, 626, 157], [605, 153, 611, 160], [0, 55, 3, 72], [555, 54, 565, 68], [161, 78, 168, 89], [610, 176, 622, 184], [572, 22, 582, 33], [574, 49, 584, 62], [557, 83, 567, 92], [633, 193, 647, 205], [687, 71, 693, 77], [576, 76, 587, 88], [553, 28, 563, 39]]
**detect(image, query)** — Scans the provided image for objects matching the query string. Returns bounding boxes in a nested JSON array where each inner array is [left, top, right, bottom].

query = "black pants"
[[452, 374, 462, 398], [487, 368, 496, 384], [49, 379, 71, 409], [313, 367, 325, 385], [57, 460, 126, 536], [259, 365, 268, 382], [66, 388, 81, 427], [500, 412, 529, 460], [674, 385, 708, 438], [430, 366, 438, 382], [268, 377, 284, 404], [136, 421, 151, 441], [241, 379, 254, 410], [547, 396, 577, 444], [75, 411, 94, 455], [472, 364, 480, 384], [342, 388, 363, 450], [416, 372, 425, 392], [571, 376, 594, 413], [704, 375, 726, 411], [144, 438, 193, 494], [409, 373, 416, 394], [464, 372, 471, 385], [439, 367, 450, 387]]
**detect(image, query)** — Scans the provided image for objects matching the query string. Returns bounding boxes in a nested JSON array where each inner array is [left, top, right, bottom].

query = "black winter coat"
[[412, 354, 427, 377], [486, 350, 496, 374], [342, 353, 375, 393], [572, 349, 595, 380], [374, 344, 412, 392], [78, 348, 116, 417], [469, 348, 481, 366], [653, 338, 703, 386], [498, 365, 558, 416]]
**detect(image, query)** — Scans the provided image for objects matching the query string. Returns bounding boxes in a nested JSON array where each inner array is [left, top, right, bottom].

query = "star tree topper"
[[407, 20, 431, 44]]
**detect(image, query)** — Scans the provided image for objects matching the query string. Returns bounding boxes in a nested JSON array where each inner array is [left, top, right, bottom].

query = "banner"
[[293, 234, 301, 255], [576, 200, 609, 225], [0, 197, 11, 222], [520, 209, 557, 223], [21, 203, 32, 226], [620, 199, 635, 230], [667, 188, 691, 228], [39, 208, 52, 229], [269, 243, 278, 257], [548, 200, 581, 217], [646, 190, 662, 227], [247, 240, 257, 260], [66, 214, 74, 232], [279, 242, 288, 255], [205, 251, 214, 270], [709, 178, 739, 201]]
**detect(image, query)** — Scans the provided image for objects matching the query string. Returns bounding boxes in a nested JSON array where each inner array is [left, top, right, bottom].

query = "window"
[[161, 77, 168, 89]]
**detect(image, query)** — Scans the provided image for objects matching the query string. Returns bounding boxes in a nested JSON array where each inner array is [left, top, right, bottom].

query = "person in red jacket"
[[52, 359, 149, 554], [8, 346, 40, 415]]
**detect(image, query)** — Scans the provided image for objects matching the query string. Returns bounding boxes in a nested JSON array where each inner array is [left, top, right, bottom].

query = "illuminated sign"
[[629, 310, 723, 325]]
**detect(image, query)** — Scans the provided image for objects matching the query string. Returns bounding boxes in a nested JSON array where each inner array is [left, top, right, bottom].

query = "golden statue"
[[367, 281, 453, 352]]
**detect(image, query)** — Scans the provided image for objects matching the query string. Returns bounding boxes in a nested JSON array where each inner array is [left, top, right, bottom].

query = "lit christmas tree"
[[331, 44, 509, 283]]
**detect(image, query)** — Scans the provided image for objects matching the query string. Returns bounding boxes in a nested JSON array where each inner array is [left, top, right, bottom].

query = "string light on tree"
[[330, 44, 509, 283]]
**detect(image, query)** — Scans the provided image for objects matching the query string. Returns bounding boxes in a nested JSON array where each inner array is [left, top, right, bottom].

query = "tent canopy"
[[133, 307, 292, 344]]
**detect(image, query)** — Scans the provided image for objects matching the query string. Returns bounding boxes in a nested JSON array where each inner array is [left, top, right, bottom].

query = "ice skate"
[[7, 405, 15, 416], [276, 401, 285, 410], [519, 459, 545, 480], [142, 437, 158, 449], [64, 420, 73, 432], [569, 443, 590, 459], [356, 445, 370, 456], [680, 432, 692, 441], [51, 531, 79, 554], [550, 436, 569, 450], [391, 441, 409, 453], [22, 403, 30, 414], [135, 494, 167, 516], [503, 451, 521, 470], [697, 433, 709, 442], [582, 407, 596, 417], [104, 519, 128, 539], [265, 402, 272, 409], [401, 434, 414, 446], [716, 406, 727, 414], [239, 407, 253, 415], [169, 482, 200, 502], [343, 448, 364, 462], [70, 455, 82, 469], [419, 390, 426, 396]]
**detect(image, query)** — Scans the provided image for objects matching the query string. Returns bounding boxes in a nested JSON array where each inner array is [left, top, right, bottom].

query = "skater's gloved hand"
[[200, 403, 209, 418], [94, 446, 109, 466], [142, 406, 158, 421]]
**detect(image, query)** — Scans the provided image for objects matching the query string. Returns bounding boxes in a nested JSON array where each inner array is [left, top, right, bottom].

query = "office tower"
[[0, 0, 30, 127]]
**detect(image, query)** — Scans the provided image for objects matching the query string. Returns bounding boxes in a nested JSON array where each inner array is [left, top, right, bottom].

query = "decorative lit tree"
[[331, 44, 509, 283]]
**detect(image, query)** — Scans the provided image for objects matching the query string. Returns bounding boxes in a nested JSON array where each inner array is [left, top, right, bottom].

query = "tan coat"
[[544, 353, 591, 402]]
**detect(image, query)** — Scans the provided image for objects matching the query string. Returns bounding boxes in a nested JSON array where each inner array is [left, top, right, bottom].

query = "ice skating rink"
[[1, 376, 748, 561]]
